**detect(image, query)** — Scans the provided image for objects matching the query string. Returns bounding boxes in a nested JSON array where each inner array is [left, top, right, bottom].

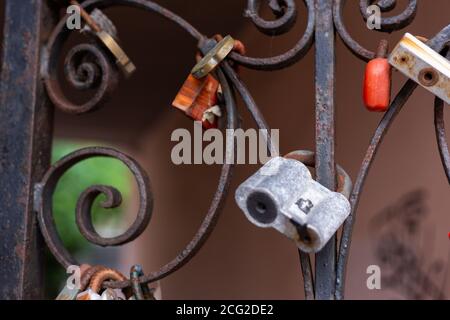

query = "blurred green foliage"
[[46, 140, 132, 297]]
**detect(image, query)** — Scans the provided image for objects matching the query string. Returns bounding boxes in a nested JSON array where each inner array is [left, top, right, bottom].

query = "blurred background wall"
[[2, 0, 449, 299]]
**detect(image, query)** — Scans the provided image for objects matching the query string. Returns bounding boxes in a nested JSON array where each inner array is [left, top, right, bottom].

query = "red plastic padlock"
[[363, 40, 391, 112]]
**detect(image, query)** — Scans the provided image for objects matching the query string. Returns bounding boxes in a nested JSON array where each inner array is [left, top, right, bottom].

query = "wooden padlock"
[[172, 74, 221, 129]]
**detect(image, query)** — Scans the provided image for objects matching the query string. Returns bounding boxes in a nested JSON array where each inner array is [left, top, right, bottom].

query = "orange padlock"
[[363, 40, 391, 112], [172, 74, 221, 129]]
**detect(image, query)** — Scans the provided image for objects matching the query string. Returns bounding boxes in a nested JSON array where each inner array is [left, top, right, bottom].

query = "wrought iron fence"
[[0, 0, 449, 300]]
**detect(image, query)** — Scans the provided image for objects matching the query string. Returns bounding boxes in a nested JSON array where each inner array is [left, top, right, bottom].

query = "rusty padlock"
[[77, 267, 129, 300], [172, 74, 222, 129]]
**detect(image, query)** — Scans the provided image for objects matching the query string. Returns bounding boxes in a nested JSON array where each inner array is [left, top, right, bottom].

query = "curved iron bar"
[[43, 27, 120, 114], [103, 68, 238, 290], [228, 0, 315, 70], [37, 147, 153, 268], [245, 0, 298, 36], [37, 67, 238, 290], [335, 26, 450, 299], [435, 99, 450, 183], [359, 0, 418, 32], [333, 0, 418, 62], [38, 67, 237, 288], [434, 49, 450, 183]]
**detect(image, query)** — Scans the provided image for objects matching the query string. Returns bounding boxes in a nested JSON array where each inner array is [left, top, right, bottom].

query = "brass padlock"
[[70, 0, 136, 77], [389, 33, 450, 104], [191, 35, 235, 79]]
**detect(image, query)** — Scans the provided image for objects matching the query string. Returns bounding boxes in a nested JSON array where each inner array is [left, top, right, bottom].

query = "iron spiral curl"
[[229, 0, 315, 70], [43, 16, 120, 114], [333, 0, 418, 61], [36, 147, 153, 268]]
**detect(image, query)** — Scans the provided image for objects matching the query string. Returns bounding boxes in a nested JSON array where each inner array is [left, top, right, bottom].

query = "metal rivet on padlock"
[[172, 74, 222, 129], [235, 151, 352, 253], [191, 35, 235, 79], [77, 267, 130, 300], [69, 0, 136, 77], [389, 33, 450, 105], [363, 40, 392, 112]]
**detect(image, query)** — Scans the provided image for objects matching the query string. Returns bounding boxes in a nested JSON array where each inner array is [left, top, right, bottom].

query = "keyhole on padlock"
[[291, 220, 312, 245], [302, 234, 312, 244], [246, 192, 278, 225], [255, 202, 267, 214]]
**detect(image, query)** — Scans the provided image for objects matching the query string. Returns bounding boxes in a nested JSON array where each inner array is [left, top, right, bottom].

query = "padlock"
[[389, 33, 450, 105], [172, 74, 221, 129], [235, 154, 351, 253], [129, 265, 156, 300], [69, 0, 136, 77], [191, 35, 235, 79], [363, 40, 392, 112], [77, 268, 129, 300]]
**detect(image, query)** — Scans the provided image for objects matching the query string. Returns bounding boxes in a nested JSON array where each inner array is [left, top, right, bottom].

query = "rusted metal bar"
[[0, 0, 56, 299], [435, 98, 450, 183], [314, 0, 336, 300]]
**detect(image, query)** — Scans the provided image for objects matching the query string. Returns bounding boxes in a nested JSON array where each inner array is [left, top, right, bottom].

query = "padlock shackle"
[[284, 150, 353, 199]]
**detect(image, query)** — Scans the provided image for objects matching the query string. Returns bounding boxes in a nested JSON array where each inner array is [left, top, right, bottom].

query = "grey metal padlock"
[[82, 9, 118, 39], [235, 155, 351, 253], [389, 33, 450, 105]]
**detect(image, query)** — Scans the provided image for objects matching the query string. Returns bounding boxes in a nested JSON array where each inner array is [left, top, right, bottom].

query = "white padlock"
[[235, 154, 351, 253], [389, 33, 450, 105]]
